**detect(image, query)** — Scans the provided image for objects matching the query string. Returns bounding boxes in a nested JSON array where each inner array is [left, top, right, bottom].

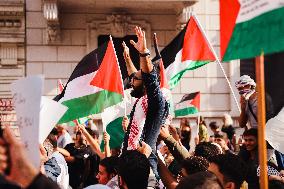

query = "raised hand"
[[137, 141, 152, 158], [122, 116, 129, 132], [103, 132, 110, 144], [122, 41, 130, 58], [168, 125, 179, 141], [0, 126, 38, 188], [130, 26, 148, 53], [159, 125, 170, 140]]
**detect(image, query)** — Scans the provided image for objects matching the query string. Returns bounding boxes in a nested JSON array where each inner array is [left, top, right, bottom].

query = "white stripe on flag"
[[59, 72, 102, 102], [237, 1, 284, 23]]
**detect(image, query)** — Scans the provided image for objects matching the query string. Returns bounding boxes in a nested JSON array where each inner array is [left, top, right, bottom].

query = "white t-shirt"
[[44, 151, 69, 189], [57, 132, 73, 148]]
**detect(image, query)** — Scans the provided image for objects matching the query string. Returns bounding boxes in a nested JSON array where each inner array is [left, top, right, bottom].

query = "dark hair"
[[118, 150, 150, 189], [243, 128, 258, 138], [194, 142, 221, 160], [50, 128, 58, 136], [176, 171, 223, 189], [209, 122, 219, 130], [208, 153, 248, 189], [48, 133, 58, 148], [269, 180, 284, 189], [85, 128, 99, 139], [100, 156, 118, 175], [214, 132, 228, 140], [181, 156, 209, 175]]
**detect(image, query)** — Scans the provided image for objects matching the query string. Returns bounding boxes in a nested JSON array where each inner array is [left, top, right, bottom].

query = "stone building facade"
[[0, 0, 241, 126]]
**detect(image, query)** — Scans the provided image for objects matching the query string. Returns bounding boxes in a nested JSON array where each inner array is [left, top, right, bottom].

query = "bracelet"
[[139, 49, 150, 57]]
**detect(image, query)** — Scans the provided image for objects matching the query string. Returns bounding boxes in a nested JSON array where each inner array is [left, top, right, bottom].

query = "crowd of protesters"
[[0, 26, 284, 189]]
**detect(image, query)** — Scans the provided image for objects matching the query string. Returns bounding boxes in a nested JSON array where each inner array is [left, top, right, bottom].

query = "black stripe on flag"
[[54, 41, 109, 101], [178, 92, 199, 104], [153, 22, 189, 68], [68, 41, 108, 82]]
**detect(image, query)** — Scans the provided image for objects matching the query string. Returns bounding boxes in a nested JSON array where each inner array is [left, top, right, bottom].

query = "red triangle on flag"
[[182, 16, 215, 62], [191, 92, 200, 111], [57, 79, 64, 94], [90, 39, 124, 96], [220, 0, 240, 60]]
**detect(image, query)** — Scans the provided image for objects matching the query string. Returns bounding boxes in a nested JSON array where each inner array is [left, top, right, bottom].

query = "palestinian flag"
[[57, 79, 94, 126], [157, 15, 215, 89], [100, 89, 137, 150], [175, 92, 200, 117], [220, 1, 284, 61], [55, 37, 124, 124]]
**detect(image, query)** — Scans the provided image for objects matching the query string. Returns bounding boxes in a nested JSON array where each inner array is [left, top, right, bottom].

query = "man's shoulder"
[[52, 152, 66, 162]]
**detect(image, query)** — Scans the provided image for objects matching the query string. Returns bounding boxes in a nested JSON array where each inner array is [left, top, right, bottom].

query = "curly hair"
[[194, 142, 221, 160], [181, 156, 209, 175]]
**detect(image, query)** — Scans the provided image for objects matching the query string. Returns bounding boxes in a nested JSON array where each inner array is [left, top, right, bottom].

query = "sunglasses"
[[132, 75, 142, 81]]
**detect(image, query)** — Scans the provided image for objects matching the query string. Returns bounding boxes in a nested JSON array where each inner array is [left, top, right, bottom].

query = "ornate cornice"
[[87, 13, 151, 52], [176, 5, 193, 31], [43, 0, 60, 43], [0, 1, 24, 66], [0, 1, 24, 29]]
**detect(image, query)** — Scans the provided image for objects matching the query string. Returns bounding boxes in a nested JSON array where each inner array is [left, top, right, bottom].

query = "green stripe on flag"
[[59, 90, 122, 124], [101, 116, 127, 150], [175, 107, 198, 117], [169, 60, 210, 89], [223, 7, 284, 61]]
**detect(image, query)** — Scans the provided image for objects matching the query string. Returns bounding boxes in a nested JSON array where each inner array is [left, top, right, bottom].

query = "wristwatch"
[[139, 49, 150, 57]]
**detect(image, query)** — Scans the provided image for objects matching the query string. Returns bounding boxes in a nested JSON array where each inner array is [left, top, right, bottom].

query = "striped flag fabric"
[[157, 15, 216, 89], [175, 92, 200, 117], [56, 79, 89, 126], [100, 89, 137, 150], [220, 0, 284, 61], [55, 37, 124, 124]]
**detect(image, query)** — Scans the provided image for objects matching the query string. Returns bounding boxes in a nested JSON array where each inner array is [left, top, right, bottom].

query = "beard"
[[130, 84, 144, 98]]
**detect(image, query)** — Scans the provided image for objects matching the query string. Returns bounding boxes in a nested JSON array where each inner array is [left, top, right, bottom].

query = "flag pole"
[[255, 53, 268, 189], [124, 101, 127, 117], [56, 80, 59, 95], [197, 113, 200, 128], [109, 35, 127, 117], [191, 13, 241, 113]]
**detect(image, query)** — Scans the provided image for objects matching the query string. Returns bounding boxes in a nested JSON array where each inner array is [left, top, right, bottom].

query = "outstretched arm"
[[77, 124, 105, 159], [158, 156, 178, 189], [103, 132, 111, 158], [130, 26, 153, 73], [160, 125, 190, 164], [122, 41, 137, 76]]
